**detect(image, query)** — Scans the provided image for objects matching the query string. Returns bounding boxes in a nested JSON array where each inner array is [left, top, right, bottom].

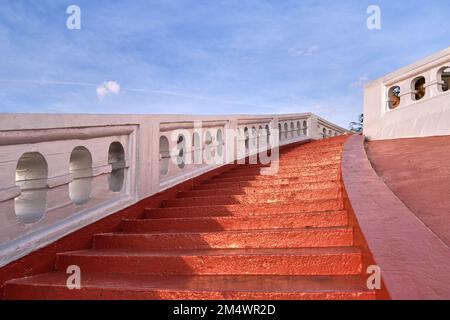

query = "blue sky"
[[0, 0, 449, 127]]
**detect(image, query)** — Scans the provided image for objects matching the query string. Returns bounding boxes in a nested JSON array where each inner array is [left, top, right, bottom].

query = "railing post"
[[148, 120, 161, 197], [271, 117, 279, 148], [398, 79, 414, 107], [309, 114, 320, 140], [226, 118, 238, 164], [429, 66, 442, 98]]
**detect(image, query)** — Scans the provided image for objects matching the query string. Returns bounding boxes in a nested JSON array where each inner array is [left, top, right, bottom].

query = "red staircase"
[[3, 136, 376, 300]]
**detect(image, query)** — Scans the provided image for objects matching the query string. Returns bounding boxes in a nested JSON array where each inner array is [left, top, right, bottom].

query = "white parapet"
[[0, 112, 346, 266], [364, 46, 450, 140]]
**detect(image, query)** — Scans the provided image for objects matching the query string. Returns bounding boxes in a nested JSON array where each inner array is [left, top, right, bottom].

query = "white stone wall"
[[364, 47, 450, 140], [0, 113, 346, 266]]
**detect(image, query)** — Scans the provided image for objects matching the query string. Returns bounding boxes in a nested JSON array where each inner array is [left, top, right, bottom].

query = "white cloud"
[[289, 45, 319, 57], [96, 85, 108, 97], [97, 81, 121, 98], [106, 81, 121, 94], [350, 75, 370, 88]]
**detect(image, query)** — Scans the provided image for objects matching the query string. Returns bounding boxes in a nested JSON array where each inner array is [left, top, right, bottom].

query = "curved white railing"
[[0, 112, 346, 266], [364, 47, 450, 140]]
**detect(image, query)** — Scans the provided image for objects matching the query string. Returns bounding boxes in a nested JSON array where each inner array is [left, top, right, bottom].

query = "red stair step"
[[223, 164, 340, 177], [285, 142, 345, 150], [195, 179, 341, 190], [209, 171, 340, 183], [146, 199, 345, 219], [217, 168, 339, 179], [281, 147, 343, 155], [232, 157, 341, 167], [164, 189, 341, 207], [121, 211, 348, 233], [55, 247, 363, 276], [4, 274, 376, 300], [180, 182, 340, 197], [194, 179, 340, 190], [93, 227, 353, 250], [200, 173, 340, 187], [277, 153, 342, 161], [232, 157, 340, 169]]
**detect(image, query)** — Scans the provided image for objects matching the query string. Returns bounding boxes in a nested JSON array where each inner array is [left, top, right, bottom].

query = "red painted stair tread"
[[92, 227, 354, 250], [54, 248, 363, 276], [120, 211, 348, 233], [4, 274, 375, 300]]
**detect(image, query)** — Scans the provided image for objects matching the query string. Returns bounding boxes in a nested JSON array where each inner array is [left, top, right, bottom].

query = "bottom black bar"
[[1, 300, 446, 319]]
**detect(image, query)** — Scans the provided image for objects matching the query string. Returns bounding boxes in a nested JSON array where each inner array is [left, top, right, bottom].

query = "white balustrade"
[[0, 113, 346, 266], [364, 47, 450, 140]]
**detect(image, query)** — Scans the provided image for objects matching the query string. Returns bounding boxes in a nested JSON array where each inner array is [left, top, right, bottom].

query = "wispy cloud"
[[289, 45, 320, 57], [0, 79, 96, 87], [126, 87, 269, 109], [350, 75, 370, 88], [0, 78, 270, 110]]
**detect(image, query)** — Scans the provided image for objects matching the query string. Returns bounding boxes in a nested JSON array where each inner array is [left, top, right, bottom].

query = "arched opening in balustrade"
[[69, 146, 92, 205], [438, 67, 450, 92], [159, 136, 170, 175], [278, 124, 282, 140], [388, 86, 401, 109], [283, 123, 288, 139], [204, 131, 213, 161], [192, 132, 201, 164], [244, 127, 249, 151], [290, 122, 295, 138], [322, 128, 327, 138], [216, 129, 223, 157], [15, 152, 48, 224], [412, 76, 426, 101], [177, 134, 186, 169], [303, 121, 307, 135], [108, 142, 126, 192], [296, 121, 301, 136]]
